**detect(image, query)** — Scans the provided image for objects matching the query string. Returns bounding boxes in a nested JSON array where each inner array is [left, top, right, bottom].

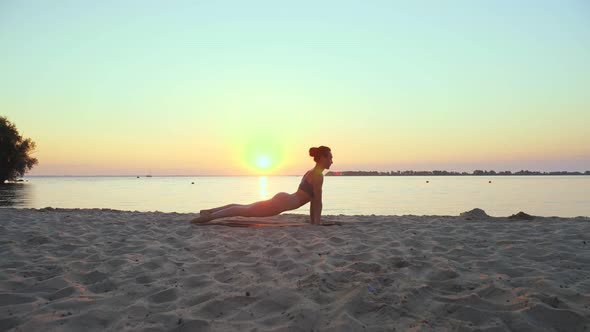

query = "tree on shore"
[[0, 116, 38, 184]]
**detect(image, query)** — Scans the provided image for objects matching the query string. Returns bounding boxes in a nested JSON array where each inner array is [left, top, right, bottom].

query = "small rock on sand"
[[460, 208, 490, 220], [509, 212, 535, 220]]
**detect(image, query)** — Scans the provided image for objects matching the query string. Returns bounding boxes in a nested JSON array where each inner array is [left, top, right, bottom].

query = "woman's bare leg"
[[191, 202, 273, 223], [200, 204, 242, 215], [208, 200, 276, 219], [191, 193, 299, 224]]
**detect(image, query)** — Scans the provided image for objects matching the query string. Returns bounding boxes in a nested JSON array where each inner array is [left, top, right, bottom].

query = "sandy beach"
[[1, 208, 589, 331]]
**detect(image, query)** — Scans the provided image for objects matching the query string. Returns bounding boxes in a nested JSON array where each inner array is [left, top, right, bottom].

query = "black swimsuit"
[[298, 173, 314, 198]]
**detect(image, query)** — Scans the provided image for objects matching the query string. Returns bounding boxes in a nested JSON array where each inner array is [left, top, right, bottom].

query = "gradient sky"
[[1, 1, 589, 175]]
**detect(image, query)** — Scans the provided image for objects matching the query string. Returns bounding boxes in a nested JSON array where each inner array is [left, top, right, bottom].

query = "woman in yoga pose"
[[190, 146, 333, 225]]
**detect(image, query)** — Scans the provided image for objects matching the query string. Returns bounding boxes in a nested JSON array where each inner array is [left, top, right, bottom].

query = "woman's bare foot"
[[190, 214, 213, 224]]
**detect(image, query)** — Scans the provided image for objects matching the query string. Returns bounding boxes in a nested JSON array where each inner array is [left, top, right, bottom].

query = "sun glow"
[[238, 138, 286, 175], [256, 155, 272, 169]]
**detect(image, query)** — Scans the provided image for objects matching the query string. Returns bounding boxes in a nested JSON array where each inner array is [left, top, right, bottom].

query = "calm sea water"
[[1, 176, 589, 217]]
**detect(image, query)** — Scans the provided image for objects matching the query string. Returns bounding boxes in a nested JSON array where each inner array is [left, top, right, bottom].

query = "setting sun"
[[237, 138, 287, 174], [256, 155, 272, 169]]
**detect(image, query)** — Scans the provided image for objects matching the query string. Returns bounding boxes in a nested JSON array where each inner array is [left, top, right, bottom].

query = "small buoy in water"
[[426, 180, 429, 183]]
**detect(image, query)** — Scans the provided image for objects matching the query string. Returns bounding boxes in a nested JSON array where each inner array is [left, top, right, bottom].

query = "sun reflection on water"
[[259, 176, 267, 200]]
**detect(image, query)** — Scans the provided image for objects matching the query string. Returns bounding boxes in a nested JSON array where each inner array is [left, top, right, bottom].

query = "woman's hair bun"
[[309, 146, 331, 162], [309, 147, 318, 157]]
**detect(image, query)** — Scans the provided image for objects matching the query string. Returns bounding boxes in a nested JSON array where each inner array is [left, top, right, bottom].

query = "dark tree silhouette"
[[0, 116, 38, 184]]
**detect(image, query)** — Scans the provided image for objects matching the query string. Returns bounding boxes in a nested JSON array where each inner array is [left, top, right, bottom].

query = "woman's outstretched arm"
[[309, 173, 324, 224]]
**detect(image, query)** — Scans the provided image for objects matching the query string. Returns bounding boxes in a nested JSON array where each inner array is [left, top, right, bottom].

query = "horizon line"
[[23, 169, 590, 177]]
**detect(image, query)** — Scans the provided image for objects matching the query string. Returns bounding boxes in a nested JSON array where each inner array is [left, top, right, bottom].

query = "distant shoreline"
[[326, 170, 590, 176], [20, 171, 590, 178]]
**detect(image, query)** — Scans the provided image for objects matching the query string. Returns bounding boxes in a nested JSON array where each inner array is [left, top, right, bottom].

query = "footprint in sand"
[[81, 270, 108, 284], [0, 294, 36, 306], [148, 288, 178, 304], [44, 286, 75, 301]]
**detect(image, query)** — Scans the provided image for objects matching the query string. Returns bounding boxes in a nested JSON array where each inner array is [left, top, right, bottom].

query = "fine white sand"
[[1, 208, 589, 331]]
